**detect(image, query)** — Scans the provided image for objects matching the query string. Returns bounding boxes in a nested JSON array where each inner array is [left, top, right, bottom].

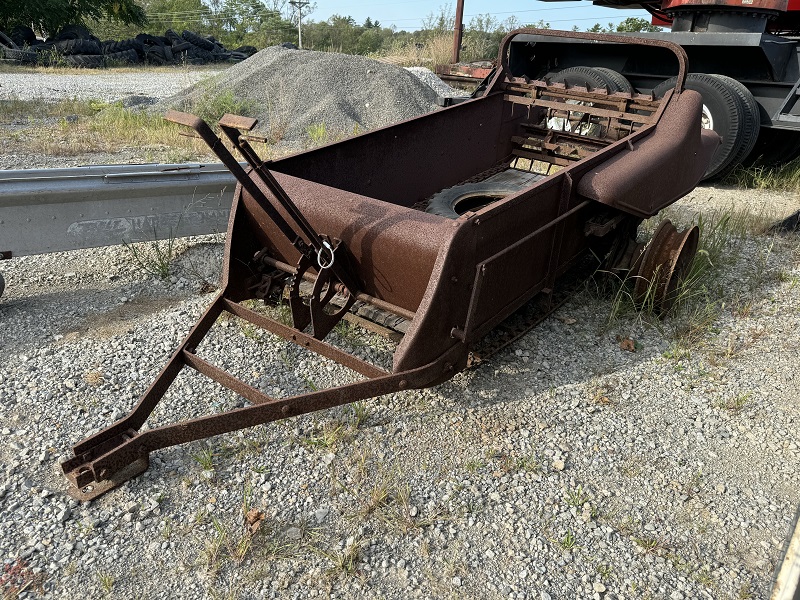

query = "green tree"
[[615, 17, 662, 32], [0, 0, 146, 37], [146, 0, 211, 35], [180, 0, 296, 48], [422, 5, 454, 37], [586, 18, 662, 33], [586, 22, 615, 33], [524, 20, 552, 30]]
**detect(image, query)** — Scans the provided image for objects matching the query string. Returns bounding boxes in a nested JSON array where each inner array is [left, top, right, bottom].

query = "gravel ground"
[[0, 68, 224, 103], [1, 69, 799, 600]]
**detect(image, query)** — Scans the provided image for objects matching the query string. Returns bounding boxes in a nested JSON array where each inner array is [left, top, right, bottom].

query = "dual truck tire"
[[540, 67, 780, 181], [653, 73, 760, 180], [551, 68, 764, 181]]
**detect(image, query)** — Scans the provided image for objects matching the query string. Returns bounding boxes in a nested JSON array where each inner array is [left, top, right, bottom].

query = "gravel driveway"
[[0, 69, 799, 600], [0, 68, 224, 103]]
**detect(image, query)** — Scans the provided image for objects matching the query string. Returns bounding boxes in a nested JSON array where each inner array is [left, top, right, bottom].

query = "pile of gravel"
[[404, 66, 470, 99], [157, 46, 444, 147]]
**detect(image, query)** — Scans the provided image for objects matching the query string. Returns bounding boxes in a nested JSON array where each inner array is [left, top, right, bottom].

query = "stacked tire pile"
[[0, 24, 257, 68]]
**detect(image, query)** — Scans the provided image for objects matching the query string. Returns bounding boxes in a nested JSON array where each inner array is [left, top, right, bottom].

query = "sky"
[[307, 1, 648, 32]]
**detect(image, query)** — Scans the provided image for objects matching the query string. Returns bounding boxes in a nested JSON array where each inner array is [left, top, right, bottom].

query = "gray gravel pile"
[[0, 187, 798, 599], [157, 46, 441, 147], [404, 67, 470, 98]]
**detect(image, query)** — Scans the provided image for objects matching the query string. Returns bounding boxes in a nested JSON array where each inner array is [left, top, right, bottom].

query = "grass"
[[314, 537, 365, 579], [600, 206, 786, 359], [306, 122, 328, 146], [0, 95, 257, 162], [97, 571, 114, 594], [738, 583, 755, 599], [500, 452, 541, 473], [463, 458, 486, 473], [597, 563, 614, 580], [294, 403, 373, 450], [0, 96, 102, 123], [692, 567, 715, 587], [263, 79, 290, 145], [83, 370, 105, 386], [558, 530, 578, 551], [297, 420, 348, 449], [371, 33, 453, 68], [331, 454, 444, 534], [192, 445, 215, 471], [715, 392, 752, 413], [123, 233, 178, 280], [192, 84, 254, 125], [728, 158, 800, 192], [633, 535, 669, 555], [565, 485, 589, 507], [333, 319, 368, 347], [199, 503, 269, 578]]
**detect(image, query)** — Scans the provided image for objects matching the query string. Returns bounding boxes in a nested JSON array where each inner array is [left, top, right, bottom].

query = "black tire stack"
[[0, 31, 37, 64], [0, 25, 260, 69]]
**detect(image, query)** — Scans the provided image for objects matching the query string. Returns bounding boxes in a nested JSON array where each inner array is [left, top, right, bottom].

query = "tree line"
[[2, 0, 660, 61]]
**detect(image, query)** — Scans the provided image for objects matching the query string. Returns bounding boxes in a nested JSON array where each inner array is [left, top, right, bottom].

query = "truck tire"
[[54, 38, 101, 55], [593, 67, 634, 94], [182, 30, 215, 51], [10, 25, 36, 47], [549, 66, 613, 91], [102, 39, 145, 56], [164, 29, 183, 46], [63, 53, 104, 68], [546, 66, 621, 136], [711, 75, 760, 178], [0, 31, 18, 50], [425, 182, 523, 219], [654, 73, 755, 180], [54, 25, 93, 41], [103, 49, 139, 65]]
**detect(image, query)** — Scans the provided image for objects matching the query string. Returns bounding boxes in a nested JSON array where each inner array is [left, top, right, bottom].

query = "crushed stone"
[[156, 46, 443, 149], [404, 66, 470, 99]]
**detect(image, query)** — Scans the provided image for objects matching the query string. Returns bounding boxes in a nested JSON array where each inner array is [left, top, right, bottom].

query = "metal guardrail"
[[773, 506, 800, 600], [0, 162, 237, 258]]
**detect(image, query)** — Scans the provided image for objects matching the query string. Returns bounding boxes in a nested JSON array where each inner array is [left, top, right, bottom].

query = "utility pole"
[[452, 0, 465, 64], [289, 0, 310, 49]]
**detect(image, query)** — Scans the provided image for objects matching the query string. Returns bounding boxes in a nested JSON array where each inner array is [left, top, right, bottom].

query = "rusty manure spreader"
[[62, 29, 719, 500]]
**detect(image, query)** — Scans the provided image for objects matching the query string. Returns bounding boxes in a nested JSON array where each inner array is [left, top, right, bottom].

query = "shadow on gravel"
[[0, 285, 187, 359]]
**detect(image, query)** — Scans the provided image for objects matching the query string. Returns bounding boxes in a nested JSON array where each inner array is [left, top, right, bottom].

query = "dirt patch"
[[66, 294, 183, 339]]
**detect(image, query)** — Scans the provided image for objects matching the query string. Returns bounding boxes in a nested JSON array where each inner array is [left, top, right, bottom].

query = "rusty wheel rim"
[[633, 219, 699, 315]]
